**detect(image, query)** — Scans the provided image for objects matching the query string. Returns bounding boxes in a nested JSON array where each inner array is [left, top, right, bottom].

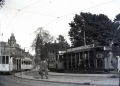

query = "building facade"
[[0, 33, 33, 59]]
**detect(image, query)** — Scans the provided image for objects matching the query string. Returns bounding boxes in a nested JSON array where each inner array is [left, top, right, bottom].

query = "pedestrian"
[[40, 59, 48, 79]]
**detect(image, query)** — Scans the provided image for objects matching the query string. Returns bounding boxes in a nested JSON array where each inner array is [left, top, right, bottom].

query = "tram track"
[[0, 75, 32, 86], [0, 81, 4, 86]]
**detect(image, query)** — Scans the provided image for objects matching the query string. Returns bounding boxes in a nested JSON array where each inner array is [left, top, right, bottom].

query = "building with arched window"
[[0, 33, 33, 59]]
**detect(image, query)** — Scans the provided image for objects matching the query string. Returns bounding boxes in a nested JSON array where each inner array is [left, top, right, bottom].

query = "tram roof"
[[66, 46, 115, 53]]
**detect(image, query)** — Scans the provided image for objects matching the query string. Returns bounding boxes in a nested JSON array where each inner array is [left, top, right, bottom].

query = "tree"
[[31, 27, 54, 61], [69, 12, 114, 47], [114, 13, 120, 21], [43, 35, 70, 54], [57, 35, 66, 43], [0, 0, 5, 9], [57, 35, 70, 51], [112, 13, 120, 46]]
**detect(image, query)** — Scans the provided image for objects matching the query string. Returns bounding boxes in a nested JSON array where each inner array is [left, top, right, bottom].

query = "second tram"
[[48, 45, 119, 73]]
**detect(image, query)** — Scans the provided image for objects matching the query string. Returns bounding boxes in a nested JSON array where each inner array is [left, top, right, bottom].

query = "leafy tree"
[[112, 13, 120, 46], [69, 12, 114, 47], [114, 13, 120, 21], [57, 35, 70, 51], [31, 27, 54, 61], [44, 35, 70, 54], [0, 0, 5, 8], [44, 42, 59, 53], [57, 35, 66, 43]]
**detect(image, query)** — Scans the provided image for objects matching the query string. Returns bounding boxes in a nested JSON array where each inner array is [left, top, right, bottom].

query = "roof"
[[66, 46, 113, 53]]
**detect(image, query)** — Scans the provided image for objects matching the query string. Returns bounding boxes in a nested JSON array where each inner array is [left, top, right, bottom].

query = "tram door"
[[17, 59, 19, 70], [17, 59, 21, 70]]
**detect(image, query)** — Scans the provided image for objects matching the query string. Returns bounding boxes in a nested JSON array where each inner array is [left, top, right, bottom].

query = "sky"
[[0, 0, 120, 55]]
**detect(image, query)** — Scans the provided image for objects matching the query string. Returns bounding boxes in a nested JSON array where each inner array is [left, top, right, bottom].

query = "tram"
[[48, 45, 119, 73], [48, 51, 65, 71], [0, 55, 33, 73]]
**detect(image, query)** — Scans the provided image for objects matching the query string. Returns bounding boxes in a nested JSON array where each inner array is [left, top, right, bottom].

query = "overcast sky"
[[0, 0, 120, 55]]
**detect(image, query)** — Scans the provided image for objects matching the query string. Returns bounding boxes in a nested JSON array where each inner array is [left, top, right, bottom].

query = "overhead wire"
[[3, 10, 20, 32], [60, 0, 117, 18], [21, 0, 42, 10], [43, 17, 60, 27], [2, 0, 118, 32], [3, 6, 19, 11], [21, 10, 58, 18], [4, 6, 58, 18], [2, 0, 58, 33]]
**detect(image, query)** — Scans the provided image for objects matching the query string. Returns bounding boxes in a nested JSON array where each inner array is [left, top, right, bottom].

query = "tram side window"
[[0, 56, 1, 64], [22, 60, 24, 64], [13, 59, 16, 64], [23, 60, 25, 64], [2, 56, 5, 64], [59, 55, 63, 61], [27, 61, 29, 65], [6, 56, 9, 64], [56, 55, 58, 61], [28, 61, 30, 65], [26, 61, 28, 65]]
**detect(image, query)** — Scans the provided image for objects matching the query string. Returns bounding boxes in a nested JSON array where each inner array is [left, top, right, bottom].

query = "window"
[[13, 59, 16, 64], [1, 49, 3, 54], [2, 56, 5, 64], [22, 60, 24, 64], [7, 50, 9, 54], [30, 61, 32, 64], [56, 55, 58, 60], [6, 56, 9, 64], [59, 55, 63, 61], [28, 61, 30, 65], [0, 56, 1, 64]]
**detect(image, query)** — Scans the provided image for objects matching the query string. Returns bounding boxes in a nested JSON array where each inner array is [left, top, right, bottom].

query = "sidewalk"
[[14, 70, 119, 86]]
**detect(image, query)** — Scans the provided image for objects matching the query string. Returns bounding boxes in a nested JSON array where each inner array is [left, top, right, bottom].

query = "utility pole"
[[20, 48, 22, 76], [2, 33, 3, 42], [82, 19, 86, 46], [84, 31, 86, 46], [0, 20, 1, 38], [2, 33, 5, 55]]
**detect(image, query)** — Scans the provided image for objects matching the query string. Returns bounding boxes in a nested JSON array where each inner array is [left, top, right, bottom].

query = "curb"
[[25, 71, 118, 78], [14, 73, 118, 86], [14, 74, 88, 85]]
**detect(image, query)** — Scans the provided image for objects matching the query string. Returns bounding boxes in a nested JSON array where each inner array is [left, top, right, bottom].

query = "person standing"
[[40, 60, 48, 79]]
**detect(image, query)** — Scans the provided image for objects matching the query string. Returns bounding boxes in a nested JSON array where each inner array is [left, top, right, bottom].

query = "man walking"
[[40, 60, 48, 79]]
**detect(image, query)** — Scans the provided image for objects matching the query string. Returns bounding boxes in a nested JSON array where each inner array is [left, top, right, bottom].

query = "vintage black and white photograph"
[[0, 0, 120, 86]]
